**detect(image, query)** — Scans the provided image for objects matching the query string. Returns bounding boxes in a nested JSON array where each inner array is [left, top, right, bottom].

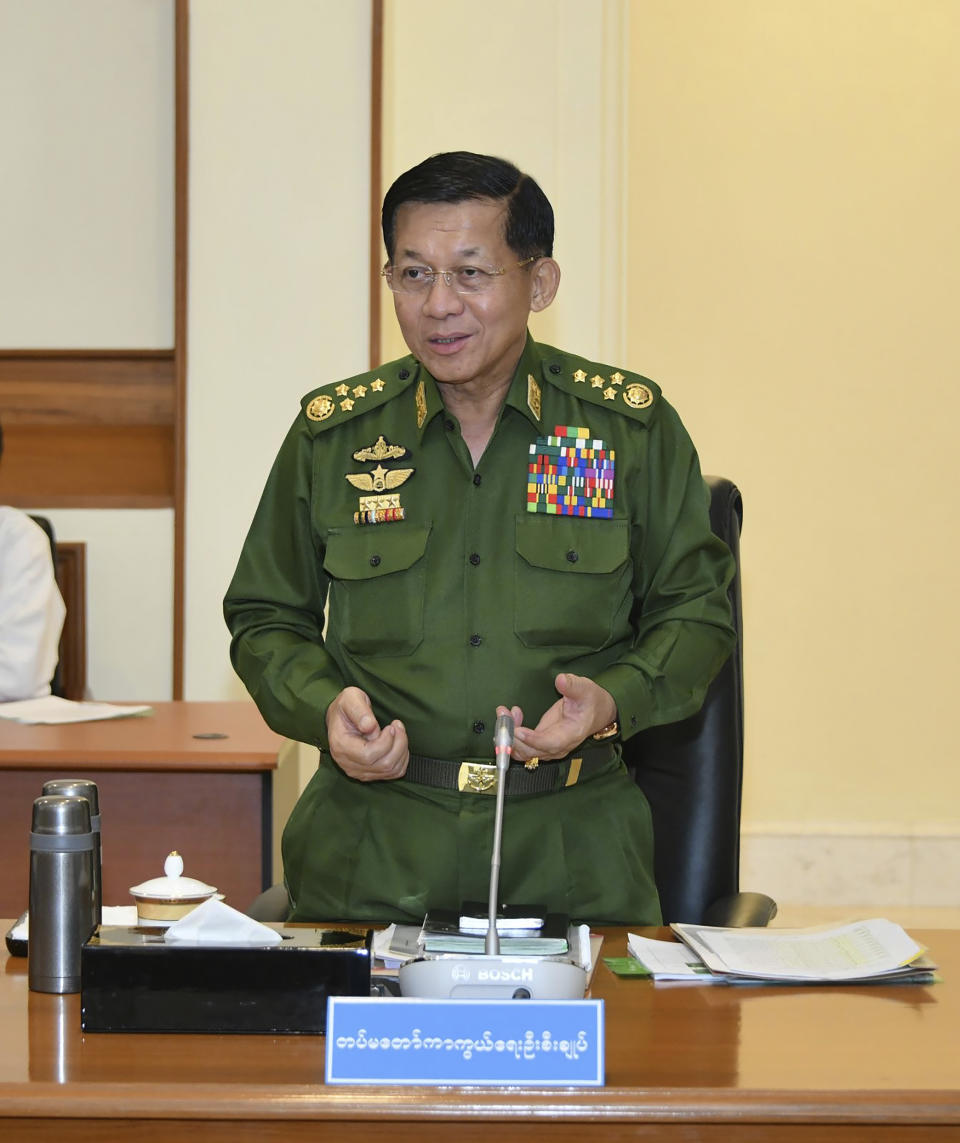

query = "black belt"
[[404, 743, 617, 796]]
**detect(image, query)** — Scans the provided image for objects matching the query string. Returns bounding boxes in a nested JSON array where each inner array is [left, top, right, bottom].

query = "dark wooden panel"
[[0, 351, 174, 426], [55, 542, 87, 701], [1, 423, 174, 507], [0, 768, 267, 915], [0, 351, 175, 506]]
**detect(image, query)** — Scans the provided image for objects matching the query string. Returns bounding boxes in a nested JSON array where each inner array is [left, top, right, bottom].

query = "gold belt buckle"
[[457, 762, 498, 794]]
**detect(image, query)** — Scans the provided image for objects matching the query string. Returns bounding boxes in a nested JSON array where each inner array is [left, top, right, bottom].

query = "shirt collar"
[[412, 332, 545, 441], [502, 333, 547, 431]]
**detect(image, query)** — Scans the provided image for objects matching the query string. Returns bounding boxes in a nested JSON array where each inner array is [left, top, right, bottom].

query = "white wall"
[[0, 0, 174, 348], [29, 508, 174, 701], [184, 0, 373, 702]]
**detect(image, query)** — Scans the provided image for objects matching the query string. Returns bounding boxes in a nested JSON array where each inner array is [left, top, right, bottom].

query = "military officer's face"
[[389, 198, 557, 395]]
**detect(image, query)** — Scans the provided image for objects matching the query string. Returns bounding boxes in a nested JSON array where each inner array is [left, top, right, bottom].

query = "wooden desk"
[[0, 927, 957, 1141], [0, 702, 287, 915]]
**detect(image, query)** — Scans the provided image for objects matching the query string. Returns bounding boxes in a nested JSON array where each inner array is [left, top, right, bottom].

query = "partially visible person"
[[0, 418, 66, 702]]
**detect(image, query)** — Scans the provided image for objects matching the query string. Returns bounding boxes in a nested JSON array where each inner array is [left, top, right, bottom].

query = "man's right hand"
[[325, 686, 409, 781]]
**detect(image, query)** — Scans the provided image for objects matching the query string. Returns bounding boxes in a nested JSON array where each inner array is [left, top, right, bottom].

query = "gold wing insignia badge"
[[346, 460, 416, 527], [345, 465, 415, 493], [381, 467, 414, 490]]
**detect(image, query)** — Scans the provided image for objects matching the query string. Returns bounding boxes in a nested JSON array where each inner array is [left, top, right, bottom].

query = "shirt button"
[[473, 720, 485, 735], [469, 553, 481, 566], [566, 549, 579, 563], [469, 633, 482, 647], [473, 473, 482, 486], [369, 554, 382, 567], [398, 368, 410, 380], [549, 363, 561, 374]]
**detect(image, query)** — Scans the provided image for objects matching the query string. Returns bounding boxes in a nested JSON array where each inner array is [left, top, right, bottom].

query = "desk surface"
[[0, 700, 286, 771], [1, 927, 958, 1142]]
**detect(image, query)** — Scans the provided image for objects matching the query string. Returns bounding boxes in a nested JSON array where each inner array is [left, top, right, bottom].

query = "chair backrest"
[[622, 476, 745, 924]]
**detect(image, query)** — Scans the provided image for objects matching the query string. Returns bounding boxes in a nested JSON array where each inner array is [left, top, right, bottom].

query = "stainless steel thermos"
[[28, 795, 97, 994], [41, 778, 102, 927]]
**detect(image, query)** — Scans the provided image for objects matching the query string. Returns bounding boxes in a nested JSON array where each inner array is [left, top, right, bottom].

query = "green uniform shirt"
[[224, 336, 735, 924], [224, 335, 735, 757]]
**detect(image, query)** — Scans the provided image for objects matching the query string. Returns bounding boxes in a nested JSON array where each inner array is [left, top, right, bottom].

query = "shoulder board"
[[299, 356, 419, 434], [536, 345, 662, 424]]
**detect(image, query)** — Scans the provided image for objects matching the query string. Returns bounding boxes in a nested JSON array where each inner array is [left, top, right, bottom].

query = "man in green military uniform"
[[224, 152, 735, 925]]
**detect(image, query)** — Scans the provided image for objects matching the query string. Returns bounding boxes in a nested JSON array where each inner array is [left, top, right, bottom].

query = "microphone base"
[[398, 955, 586, 1000]]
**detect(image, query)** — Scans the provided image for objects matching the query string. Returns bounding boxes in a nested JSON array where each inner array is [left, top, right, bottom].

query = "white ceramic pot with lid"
[[129, 852, 218, 925]]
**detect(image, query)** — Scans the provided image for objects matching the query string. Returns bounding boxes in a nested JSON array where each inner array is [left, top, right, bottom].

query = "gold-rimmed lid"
[[129, 851, 217, 902]]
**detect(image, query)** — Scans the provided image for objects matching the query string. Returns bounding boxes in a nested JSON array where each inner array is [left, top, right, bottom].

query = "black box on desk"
[[81, 925, 371, 1034]]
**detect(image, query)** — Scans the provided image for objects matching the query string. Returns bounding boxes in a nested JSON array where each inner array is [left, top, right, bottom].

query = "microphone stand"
[[398, 712, 587, 999], [485, 714, 514, 955]]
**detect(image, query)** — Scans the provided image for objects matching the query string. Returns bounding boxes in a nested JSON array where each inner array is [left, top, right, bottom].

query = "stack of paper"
[[624, 934, 722, 983], [625, 919, 936, 985], [0, 696, 152, 724]]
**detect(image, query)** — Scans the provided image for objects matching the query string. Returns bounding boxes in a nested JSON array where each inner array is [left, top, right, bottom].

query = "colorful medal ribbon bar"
[[526, 425, 615, 518]]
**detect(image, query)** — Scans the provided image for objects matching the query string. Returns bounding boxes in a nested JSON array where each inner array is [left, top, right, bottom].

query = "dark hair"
[[0, 417, 4, 462], [381, 151, 554, 262]]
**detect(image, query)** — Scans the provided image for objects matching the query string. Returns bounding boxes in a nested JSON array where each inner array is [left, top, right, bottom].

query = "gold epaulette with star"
[[300, 357, 419, 434], [536, 348, 662, 423]]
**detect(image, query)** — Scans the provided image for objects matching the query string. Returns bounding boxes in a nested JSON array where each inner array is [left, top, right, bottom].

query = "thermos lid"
[[31, 795, 92, 836], [41, 778, 100, 817], [129, 851, 217, 902]]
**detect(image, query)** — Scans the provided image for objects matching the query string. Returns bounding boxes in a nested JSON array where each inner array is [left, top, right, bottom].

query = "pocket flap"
[[515, 515, 629, 573], [324, 525, 430, 580]]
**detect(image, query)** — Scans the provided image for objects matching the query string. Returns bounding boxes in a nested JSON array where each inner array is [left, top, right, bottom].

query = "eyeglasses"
[[381, 257, 538, 295]]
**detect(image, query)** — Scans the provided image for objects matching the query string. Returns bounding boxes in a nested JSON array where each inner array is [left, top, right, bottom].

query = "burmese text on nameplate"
[[325, 997, 604, 1085]]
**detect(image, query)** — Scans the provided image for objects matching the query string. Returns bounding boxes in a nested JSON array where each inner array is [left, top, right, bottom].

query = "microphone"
[[398, 711, 587, 1000], [486, 714, 515, 954], [493, 712, 515, 757]]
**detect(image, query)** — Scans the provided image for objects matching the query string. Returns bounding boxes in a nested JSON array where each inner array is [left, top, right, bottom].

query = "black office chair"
[[247, 476, 775, 928], [28, 513, 64, 699], [623, 476, 775, 926]]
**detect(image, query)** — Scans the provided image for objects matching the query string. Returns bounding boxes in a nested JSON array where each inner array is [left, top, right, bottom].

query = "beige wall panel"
[[185, 0, 372, 701], [381, 0, 628, 364], [627, 1, 960, 831], [0, 0, 175, 348], [1, 2, 175, 701]]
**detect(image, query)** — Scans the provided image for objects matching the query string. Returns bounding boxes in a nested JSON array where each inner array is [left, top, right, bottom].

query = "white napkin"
[[163, 897, 282, 945]]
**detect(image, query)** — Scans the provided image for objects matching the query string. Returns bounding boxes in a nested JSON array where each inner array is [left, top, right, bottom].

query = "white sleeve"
[[0, 512, 67, 702]]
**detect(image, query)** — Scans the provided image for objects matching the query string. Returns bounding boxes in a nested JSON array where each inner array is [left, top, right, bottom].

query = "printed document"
[[0, 695, 152, 725], [670, 918, 928, 982]]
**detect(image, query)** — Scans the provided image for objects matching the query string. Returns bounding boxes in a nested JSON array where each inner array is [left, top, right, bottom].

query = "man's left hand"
[[499, 673, 617, 763]]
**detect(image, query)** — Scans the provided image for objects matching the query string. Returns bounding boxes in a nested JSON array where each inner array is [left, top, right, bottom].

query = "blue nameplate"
[[326, 997, 604, 1086]]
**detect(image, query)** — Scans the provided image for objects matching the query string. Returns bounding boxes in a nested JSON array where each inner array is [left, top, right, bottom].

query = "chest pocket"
[[514, 515, 632, 651], [323, 525, 431, 656]]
